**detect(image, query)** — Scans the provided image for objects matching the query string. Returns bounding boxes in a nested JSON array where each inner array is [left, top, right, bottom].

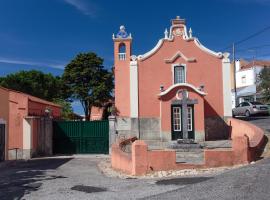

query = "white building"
[[231, 60, 270, 108]]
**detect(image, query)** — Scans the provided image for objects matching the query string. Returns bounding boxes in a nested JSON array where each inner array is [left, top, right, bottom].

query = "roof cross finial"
[[164, 28, 168, 39], [189, 28, 193, 38]]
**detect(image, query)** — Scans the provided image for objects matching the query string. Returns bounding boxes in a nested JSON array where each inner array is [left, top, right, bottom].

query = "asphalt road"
[[144, 158, 270, 200], [0, 116, 269, 200], [0, 155, 269, 200], [238, 115, 270, 133]]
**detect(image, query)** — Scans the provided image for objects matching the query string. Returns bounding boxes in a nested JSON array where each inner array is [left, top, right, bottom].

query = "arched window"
[[118, 43, 126, 60]]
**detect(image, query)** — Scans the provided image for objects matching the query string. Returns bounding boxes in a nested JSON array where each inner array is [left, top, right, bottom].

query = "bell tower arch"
[[113, 26, 132, 117]]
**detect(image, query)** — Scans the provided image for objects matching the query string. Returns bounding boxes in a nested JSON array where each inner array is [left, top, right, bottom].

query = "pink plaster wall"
[[0, 87, 61, 159], [112, 117, 265, 175], [90, 106, 104, 121], [28, 100, 61, 118], [9, 91, 28, 150], [0, 88, 9, 159], [138, 31, 224, 119], [228, 118, 264, 148], [111, 143, 132, 174], [114, 40, 131, 117]]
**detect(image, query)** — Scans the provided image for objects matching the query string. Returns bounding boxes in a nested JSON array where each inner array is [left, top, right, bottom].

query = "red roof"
[[241, 60, 270, 70], [0, 86, 61, 108]]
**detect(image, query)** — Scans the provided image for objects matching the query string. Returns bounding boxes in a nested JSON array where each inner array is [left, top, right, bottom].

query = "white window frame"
[[173, 107, 181, 131], [241, 75, 246, 84], [187, 106, 193, 131], [171, 63, 187, 85]]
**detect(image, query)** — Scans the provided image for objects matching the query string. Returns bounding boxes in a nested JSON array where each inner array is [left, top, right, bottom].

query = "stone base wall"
[[8, 149, 31, 160], [115, 117, 206, 142], [112, 134, 261, 176], [205, 116, 230, 140], [115, 117, 161, 140]]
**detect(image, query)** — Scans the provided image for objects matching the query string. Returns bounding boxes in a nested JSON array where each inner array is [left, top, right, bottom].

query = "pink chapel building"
[[113, 16, 232, 142]]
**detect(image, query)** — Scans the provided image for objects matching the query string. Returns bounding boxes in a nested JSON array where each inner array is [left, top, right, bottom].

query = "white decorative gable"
[[165, 51, 196, 63]]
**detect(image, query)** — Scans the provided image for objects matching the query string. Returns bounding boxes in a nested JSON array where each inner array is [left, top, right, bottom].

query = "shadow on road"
[[156, 177, 213, 186], [0, 158, 72, 200], [235, 116, 269, 121]]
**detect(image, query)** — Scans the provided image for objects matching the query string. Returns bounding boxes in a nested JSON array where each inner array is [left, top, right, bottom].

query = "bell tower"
[[113, 26, 132, 117]]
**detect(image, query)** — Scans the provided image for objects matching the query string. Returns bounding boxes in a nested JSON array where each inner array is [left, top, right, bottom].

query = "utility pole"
[[233, 43, 237, 107]]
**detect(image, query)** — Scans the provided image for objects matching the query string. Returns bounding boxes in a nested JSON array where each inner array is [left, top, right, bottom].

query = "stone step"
[[200, 140, 232, 149], [176, 151, 204, 164], [167, 140, 203, 152], [144, 140, 169, 150]]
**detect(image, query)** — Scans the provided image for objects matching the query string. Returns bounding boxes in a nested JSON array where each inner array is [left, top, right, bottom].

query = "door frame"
[[171, 105, 195, 140], [0, 119, 7, 161]]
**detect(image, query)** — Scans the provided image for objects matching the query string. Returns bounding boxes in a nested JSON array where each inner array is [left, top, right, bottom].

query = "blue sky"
[[0, 0, 270, 114]]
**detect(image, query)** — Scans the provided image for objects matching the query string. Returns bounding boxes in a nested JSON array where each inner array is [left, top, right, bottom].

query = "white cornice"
[[137, 38, 172, 61], [137, 23, 223, 61], [194, 38, 223, 58], [165, 51, 196, 63], [158, 83, 207, 97]]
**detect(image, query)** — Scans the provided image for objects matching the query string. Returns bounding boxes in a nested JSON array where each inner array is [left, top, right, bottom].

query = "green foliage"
[[63, 52, 114, 120], [258, 67, 270, 103], [0, 70, 69, 101], [53, 98, 74, 120]]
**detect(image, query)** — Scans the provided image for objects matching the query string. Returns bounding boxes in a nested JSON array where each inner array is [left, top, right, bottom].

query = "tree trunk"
[[82, 100, 90, 121]]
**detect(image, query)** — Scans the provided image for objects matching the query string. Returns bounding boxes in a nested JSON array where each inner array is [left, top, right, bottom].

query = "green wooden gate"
[[53, 120, 109, 154]]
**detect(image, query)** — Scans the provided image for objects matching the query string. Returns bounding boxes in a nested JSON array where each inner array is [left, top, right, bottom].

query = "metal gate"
[[53, 120, 109, 154], [0, 123, 5, 161]]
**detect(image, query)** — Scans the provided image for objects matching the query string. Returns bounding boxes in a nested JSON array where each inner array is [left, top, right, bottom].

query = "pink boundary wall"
[[111, 118, 266, 176]]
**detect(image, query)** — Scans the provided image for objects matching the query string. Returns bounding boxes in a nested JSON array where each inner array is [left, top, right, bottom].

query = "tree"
[[52, 98, 74, 120], [63, 52, 114, 121], [0, 70, 69, 101], [258, 67, 270, 103]]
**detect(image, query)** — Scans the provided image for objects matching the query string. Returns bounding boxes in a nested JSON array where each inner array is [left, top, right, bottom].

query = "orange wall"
[[90, 106, 104, 120], [28, 100, 61, 118], [8, 91, 28, 149], [0, 88, 9, 123], [138, 30, 223, 119], [114, 40, 131, 117], [1, 88, 61, 151], [0, 88, 9, 158]]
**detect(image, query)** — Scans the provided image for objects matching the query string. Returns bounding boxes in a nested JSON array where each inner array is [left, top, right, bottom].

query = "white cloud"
[[0, 57, 65, 70], [63, 0, 98, 17]]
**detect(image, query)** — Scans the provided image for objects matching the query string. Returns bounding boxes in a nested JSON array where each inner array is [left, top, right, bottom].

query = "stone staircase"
[[144, 139, 232, 165]]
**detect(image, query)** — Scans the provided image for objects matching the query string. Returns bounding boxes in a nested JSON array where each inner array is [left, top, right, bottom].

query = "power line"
[[235, 25, 270, 46], [220, 25, 270, 51], [236, 44, 270, 53]]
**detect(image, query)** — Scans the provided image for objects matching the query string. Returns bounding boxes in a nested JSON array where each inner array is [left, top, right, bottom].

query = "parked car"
[[232, 101, 269, 117]]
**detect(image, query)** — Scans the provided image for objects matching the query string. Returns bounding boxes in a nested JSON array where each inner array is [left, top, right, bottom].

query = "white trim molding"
[[171, 63, 187, 85], [130, 60, 139, 118], [137, 23, 223, 61], [222, 52, 232, 117], [165, 51, 196, 63], [194, 38, 223, 58], [158, 83, 207, 97], [137, 39, 169, 61]]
